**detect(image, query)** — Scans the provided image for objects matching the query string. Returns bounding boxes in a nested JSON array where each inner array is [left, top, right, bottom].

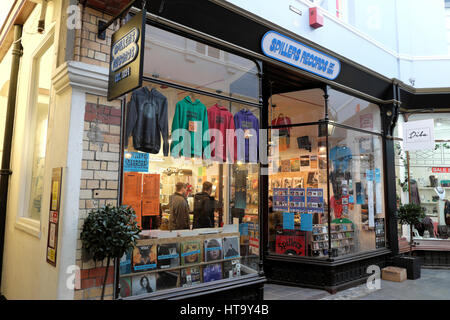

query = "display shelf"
[[120, 257, 240, 278]]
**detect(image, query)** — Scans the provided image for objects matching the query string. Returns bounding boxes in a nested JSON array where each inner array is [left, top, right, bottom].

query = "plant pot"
[[393, 256, 422, 280]]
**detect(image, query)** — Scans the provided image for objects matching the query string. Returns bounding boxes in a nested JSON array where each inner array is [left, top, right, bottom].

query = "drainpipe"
[[0, 24, 23, 294]]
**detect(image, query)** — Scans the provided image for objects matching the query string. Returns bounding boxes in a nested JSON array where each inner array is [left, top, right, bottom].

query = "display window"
[[118, 25, 261, 298], [394, 113, 450, 240], [268, 87, 386, 259]]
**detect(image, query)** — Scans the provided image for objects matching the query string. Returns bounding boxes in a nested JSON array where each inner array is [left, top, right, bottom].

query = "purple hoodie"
[[233, 109, 259, 163]]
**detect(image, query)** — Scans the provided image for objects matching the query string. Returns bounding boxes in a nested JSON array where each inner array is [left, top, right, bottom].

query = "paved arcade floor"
[[264, 268, 450, 300]]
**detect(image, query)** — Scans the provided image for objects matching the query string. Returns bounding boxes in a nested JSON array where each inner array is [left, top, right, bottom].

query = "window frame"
[[15, 28, 55, 235]]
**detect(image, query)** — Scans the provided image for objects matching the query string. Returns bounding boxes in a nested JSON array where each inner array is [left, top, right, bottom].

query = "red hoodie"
[[207, 104, 236, 162]]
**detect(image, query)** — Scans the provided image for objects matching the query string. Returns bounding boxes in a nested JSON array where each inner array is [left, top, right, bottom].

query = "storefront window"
[[27, 43, 53, 220], [143, 25, 259, 103], [328, 88, 381, 133], [268, 87, 386, 259], [119, 26, 261, 298], [394, 113, 450, 240], [328, 125, 386, 255]]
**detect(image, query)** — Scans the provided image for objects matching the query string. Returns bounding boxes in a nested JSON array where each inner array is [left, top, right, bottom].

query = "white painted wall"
[[221, 0, 450, 88]]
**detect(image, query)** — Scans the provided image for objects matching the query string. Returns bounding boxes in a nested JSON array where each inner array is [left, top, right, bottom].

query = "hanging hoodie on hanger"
[[125, 87, 169, 155], [207, 104, 236, 163], [170, 96, 210, 158], [234, 109, 259, 163], [271, 113, 292, 151]]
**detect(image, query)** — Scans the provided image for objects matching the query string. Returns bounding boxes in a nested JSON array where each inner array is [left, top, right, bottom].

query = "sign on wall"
[[46, 167, 63, 267], [402, 119, 435, 151], [261, 30, 341, 80], [107, 11, 146, 101], [124, 151, 149, 172]]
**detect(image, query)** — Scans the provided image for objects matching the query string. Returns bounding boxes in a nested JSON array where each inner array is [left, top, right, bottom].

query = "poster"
[[275, 230, 306, 256], [375, 168, 382, 214], [142, 174, 160, 216], [273, 188, 289, 211], [366, 170, 375, 227], [306, 188, 324, 214], [123, 172, 142, 203], [124, 151, 149, 172], [282, 212, 295, 230], [46, 167, 63, 267], [300, 155, 310, 170], [300, 213, 313, 231], [289, 188, 305, 213]]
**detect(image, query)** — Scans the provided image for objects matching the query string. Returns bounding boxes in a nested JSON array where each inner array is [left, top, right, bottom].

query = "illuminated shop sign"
[[108, 11, 145, 101], [111, 27, 140, 72], [261, 30, 341, 80]]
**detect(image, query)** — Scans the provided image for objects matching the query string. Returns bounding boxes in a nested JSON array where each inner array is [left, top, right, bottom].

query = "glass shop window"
[[27, 43, 54, 220], [269, 124, 329, 258], [328, 88, 381, 133], [143, 25, 259, 104], [118, 27, 261, 298], [394, 113, 450, 240], [268, 86, 386, 259], [328, 125, 386, 256]]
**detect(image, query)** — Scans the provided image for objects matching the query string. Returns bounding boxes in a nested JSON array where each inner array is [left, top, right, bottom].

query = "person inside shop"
[[168, 182, 191, 230], [193, 181, 216, 229]]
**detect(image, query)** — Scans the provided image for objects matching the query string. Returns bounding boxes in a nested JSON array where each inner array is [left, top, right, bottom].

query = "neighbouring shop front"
[[393, 105, 450, 267], [108, 0, 410, 299]]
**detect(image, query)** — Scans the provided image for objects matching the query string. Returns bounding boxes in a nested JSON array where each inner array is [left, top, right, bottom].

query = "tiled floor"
[[264, 268, 450, 300]]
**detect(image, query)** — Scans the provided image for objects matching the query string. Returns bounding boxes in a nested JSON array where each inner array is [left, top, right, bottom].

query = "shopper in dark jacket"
[[193, 181, 216, 229], [168, 182, 190, 230]]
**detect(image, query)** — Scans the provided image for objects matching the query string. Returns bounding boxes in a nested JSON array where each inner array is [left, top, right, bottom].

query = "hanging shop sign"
[[46, 167, 63, 267], [108, 10, 146, 101], [261, 30, 341, 80], [402, 119, 435, 151]]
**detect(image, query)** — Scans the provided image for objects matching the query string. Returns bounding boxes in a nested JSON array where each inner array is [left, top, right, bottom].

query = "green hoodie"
[[170, 96, 210, 158]]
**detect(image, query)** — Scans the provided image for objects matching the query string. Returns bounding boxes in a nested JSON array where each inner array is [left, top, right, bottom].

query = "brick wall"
[[75, 94, 123, 300], [74, 6, 119, 68]]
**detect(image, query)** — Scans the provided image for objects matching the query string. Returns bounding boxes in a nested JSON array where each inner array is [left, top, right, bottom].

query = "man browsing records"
[[168, 182, 190, 230], [193, 181, 216, 229]]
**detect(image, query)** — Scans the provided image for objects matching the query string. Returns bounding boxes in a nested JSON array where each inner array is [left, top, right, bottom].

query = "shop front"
[[393, 102, 450, 267], [108, 0, 403, 298]]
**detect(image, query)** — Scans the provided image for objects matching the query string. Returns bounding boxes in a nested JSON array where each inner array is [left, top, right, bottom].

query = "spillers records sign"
[[261, 30, 341, 80], [402, 119, 435, 151], [107, 11, 145, 101], [275, 230, 306, 256]]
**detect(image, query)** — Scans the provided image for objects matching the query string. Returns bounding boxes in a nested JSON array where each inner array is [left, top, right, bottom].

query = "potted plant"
[[81, 204, 141, 299], [394, 203, 425, 280]]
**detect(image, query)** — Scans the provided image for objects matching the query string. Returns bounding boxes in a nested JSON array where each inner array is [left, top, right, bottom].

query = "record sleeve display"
[[132, 245, 157, 272], [181, 240, 202, 266], [223, 236, 240, 259], [120, 228, 244, 297], [180, 266, 202, 287], [119, 277, 132, 298], [157, 243, 180, 269], [204, 238, 223, 262], [156, 270, 180, 291], [131, 273, 156, 296], [203, 263, 222, 282]]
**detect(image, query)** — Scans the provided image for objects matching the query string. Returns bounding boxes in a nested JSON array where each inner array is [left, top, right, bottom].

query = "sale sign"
[[432, 167, 450, 173]]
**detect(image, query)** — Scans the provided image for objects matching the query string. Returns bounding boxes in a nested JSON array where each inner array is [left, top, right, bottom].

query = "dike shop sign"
[[261, 30, 341, 80], [108, 11, 145, 101]]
